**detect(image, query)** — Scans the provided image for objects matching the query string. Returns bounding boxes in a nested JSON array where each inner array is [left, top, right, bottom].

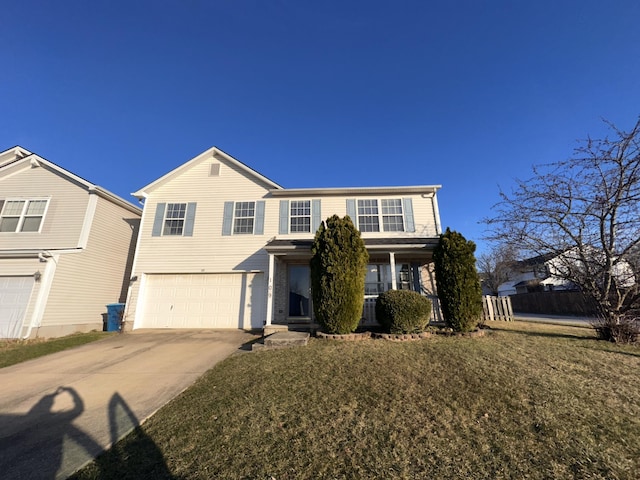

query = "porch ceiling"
[[265, 237, 438, 259]]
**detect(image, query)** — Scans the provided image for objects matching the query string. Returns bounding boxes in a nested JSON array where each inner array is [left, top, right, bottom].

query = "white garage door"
[[0, 276, 35, 338], [139, 273, 264, 330]]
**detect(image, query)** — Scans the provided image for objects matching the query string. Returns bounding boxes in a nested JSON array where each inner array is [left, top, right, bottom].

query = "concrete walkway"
[[0, 329, 258, 479], [513, 313, 594, 327]]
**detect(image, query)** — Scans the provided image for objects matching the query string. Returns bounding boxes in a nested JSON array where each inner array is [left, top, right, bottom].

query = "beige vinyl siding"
[[0, 163, 89, 249], [133, 159, 274, 275], [40, 195, 140, 332]]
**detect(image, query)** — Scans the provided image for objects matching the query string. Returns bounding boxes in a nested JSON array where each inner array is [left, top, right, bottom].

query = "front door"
[[288, 265, 311, 319]]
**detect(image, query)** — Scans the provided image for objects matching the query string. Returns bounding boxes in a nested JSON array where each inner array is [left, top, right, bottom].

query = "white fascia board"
[[269, 185, 442, 197], [0, 153, 140, 214], [0, 146, 33, 167], [89, 187, 142, 215], [0, 248, 84, 258]]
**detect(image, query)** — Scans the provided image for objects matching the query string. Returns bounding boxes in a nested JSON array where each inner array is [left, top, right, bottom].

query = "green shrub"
[[433, 228, 483, 332], [375, 290, 432, 334], [310, 215, 369, 334]]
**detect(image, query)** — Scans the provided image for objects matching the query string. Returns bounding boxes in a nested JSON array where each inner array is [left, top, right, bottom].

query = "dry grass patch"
[[74, 321, 640, 479], [0, 332, 111, 368]]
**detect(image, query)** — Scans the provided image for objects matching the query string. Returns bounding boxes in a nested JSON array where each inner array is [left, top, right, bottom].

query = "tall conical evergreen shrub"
[[433, 228, 483, 332], [310, 215, 369, 334]]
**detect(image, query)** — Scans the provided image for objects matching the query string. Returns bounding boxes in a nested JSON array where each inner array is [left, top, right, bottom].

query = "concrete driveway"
[[0, 329, 258, 479]]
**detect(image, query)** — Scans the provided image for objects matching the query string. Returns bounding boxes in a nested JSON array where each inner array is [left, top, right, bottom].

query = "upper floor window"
[[222, 200, 264, 236], [233, 201, 255, 234], [0, 199, 48, 233], [290, 200, 311, 233], [381, 199, 404, 232], [151, 202, 196, 237], [357, 199, 380, 232], [356, 198, 407, 233], [163, 203, 187, 235]]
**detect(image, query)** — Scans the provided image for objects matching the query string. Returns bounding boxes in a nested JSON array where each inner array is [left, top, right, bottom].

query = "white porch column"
[[265, 253, 275, 326], [389, 252, 397, 290]]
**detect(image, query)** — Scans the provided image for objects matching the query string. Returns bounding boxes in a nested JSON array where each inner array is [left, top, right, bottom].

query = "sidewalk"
[[513, 313, 594, 327]]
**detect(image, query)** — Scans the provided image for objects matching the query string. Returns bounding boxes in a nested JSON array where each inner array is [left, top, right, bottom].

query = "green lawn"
[[0, 332, 111, 368], [74, 322, 640, 479]]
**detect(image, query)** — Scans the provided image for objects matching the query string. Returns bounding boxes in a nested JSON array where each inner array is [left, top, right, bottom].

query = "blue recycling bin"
[[106, 303, 125, 332]]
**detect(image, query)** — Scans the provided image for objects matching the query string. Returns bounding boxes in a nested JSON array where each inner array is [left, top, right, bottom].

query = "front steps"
[[252, 330, 310, 351]]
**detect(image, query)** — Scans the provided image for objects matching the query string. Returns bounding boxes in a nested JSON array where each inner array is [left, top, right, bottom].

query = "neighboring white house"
[[498, 249, 636, 296], [126, 147, 443, 331], [0, 146, 141, 338]]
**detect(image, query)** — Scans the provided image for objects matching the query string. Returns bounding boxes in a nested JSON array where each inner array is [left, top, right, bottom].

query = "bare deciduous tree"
[[477, 244, 517, 295], [485, 118, 640, 336]]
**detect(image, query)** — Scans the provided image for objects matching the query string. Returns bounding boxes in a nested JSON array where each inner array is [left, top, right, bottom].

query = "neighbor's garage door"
[[139, 273, 264, 330], [0, 276, 35, 338]]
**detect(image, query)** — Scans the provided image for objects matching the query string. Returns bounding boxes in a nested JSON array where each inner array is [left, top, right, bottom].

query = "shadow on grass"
[[500, 328, 595, 342], [86, 426, 178, 480], [501, 327, 640, 357], [69, 393, 176, 480]]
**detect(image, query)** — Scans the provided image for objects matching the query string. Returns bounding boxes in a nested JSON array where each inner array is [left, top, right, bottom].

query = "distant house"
[[498, 249, 636, 296], [497, 253, 575, 296], [126, 147, 443, 331], [0, 146, 141, 338]]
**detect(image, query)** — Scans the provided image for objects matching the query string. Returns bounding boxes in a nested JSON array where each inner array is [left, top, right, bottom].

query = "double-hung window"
[[152, 202, 196, 237], [357, 199, 380, 232], [290, 200, 311, 233], [0, 199, 48, 233], [222, 200, 264, 236], [233, 201, 255, 234], [354, 198, 409, 232], [381, 199, 404, 231], [163, 203, 187, 235]]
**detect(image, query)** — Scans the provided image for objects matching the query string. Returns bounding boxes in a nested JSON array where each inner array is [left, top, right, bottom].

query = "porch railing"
[[360, 294, 513, 326], [360, 294, 444, 326]]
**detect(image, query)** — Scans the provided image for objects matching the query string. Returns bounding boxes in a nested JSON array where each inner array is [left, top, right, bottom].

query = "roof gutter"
[[269, 185, 441, 197]]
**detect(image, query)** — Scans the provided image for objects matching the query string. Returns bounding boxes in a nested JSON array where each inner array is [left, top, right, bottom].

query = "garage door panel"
[[0, 276, 34, 339], [139, 273, 264, 330]]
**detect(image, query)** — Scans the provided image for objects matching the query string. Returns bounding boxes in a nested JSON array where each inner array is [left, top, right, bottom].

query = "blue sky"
[[2, 0, 639, 255]]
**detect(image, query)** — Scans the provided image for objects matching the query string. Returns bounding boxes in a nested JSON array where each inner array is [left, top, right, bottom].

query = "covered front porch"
[[263, 238, 440, 329]]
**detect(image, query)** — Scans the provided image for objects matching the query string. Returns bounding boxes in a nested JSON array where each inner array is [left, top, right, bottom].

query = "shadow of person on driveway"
[[70, 392, 176, 479], [0, 386, 103, 479]]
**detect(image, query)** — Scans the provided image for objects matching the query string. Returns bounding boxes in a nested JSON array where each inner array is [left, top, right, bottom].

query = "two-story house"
[[126, 147, 442, 331], [0, 146, 141, 338]]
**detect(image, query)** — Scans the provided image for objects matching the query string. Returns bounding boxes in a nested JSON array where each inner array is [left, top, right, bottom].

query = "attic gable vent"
[[210, 163, 220, 177]]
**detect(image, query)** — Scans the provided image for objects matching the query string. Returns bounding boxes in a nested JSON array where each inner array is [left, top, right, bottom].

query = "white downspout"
[[432, 192, 442, 235]]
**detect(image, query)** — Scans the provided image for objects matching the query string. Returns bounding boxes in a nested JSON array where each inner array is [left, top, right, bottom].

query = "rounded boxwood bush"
[[375, 290, 432, 334]]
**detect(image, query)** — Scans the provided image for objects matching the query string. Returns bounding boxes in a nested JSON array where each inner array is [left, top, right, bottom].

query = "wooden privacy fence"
[[483, 295, 514, 321]]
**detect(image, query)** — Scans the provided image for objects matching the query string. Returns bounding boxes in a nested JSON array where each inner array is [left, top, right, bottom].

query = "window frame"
[[233, 201, 256, 235], [162, 202, 187, 236], [357, 199, 381, 232], [0, 198, 50, 233], [380, 198, 405, 232], [289, 199, 312, 233], [357, 198, 405, 233]]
